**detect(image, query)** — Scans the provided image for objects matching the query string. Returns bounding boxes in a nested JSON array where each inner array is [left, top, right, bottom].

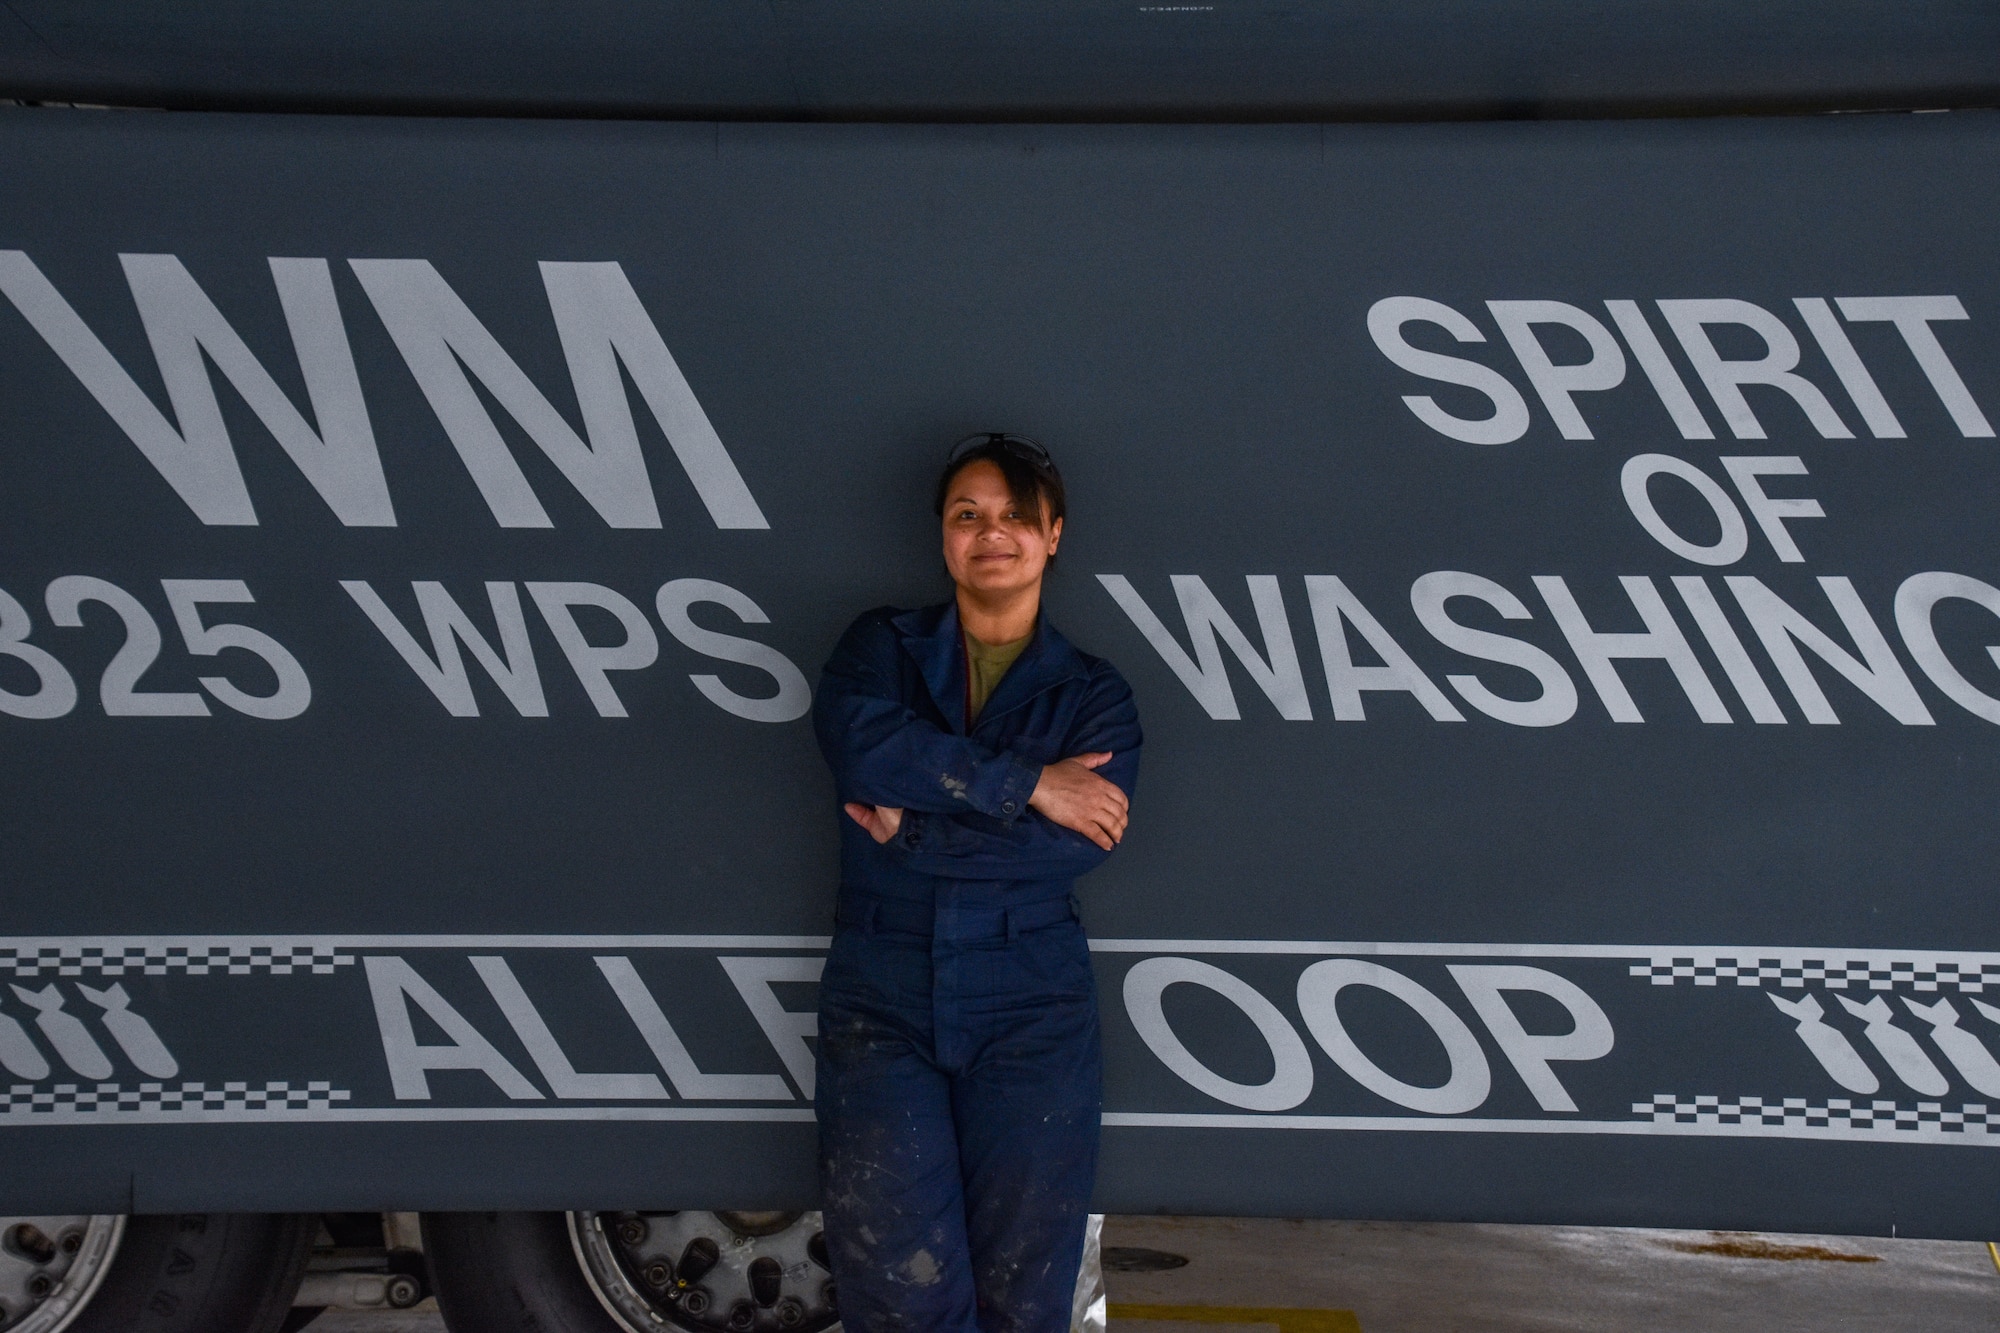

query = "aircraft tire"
[[425, 1211, 620, 1332], [37, 1212, 316, 1333]]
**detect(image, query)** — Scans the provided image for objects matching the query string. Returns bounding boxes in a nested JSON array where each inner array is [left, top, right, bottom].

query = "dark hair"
[[933, 434, 1067, 532]]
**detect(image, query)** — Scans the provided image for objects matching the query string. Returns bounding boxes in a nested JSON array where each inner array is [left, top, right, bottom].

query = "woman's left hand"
[[844, 802, 905, 844]]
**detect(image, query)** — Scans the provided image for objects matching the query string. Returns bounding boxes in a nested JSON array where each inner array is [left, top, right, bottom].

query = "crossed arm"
[[814, 615, 1140, 876], [847, 749, 1128, 854]]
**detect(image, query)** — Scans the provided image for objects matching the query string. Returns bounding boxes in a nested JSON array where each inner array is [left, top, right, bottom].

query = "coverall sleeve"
[[814, 610, 1043, 819], [890, 662, 1142, 881]]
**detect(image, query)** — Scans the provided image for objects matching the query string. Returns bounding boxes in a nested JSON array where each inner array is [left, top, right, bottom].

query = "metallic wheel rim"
[[569, 1211, 838, 1333], [0, 1215, 124, 1333]]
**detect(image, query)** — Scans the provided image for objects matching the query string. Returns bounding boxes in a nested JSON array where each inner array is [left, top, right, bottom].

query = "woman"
[[812, 433, 1142, 1333]]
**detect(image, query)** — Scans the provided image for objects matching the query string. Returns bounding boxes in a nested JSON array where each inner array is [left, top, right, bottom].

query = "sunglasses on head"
[[946, 432, 1054, 471]]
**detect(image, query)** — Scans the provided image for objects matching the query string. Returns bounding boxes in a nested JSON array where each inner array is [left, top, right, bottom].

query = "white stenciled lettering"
[[1533, 575, 1730, 723], [540, 262, 769, 527], [470, 956, 669, 1100], [0, 584, 77, 720], [1301, 575, 1462, 722], [0, 251, 392, 526], [160, 579, 312, 720], [1097, 574, 1311, 720], [1718, 456, 1823, 563], [1368, 297, 1530, 444], [363, 956, 543, 1101], [1619, 454, 1749, 566], [342, 580, 547, 717], [122, 255, 394, 524], [655, 579, 812, 723], [1894, 572, 2000, 725], [1604, 300, 1715, 439], [1410, 572, 1577, 727], [526, 582, 660, 718], [1297, 960, 1490, 1115], [719, 956, 825, 1100], [1486, 300, 1626, 440], [1835, 296, 1993, 437], [1448, 965, 1612, 1113], [1657, 299, 1852, 440], [1725, 577, 1934, 725], [1793, 298, 1905, 439], [45, 576, 209, 717], [1670, 577, 1787, 723], [594, 957, 792, 1100], [1123, 957, 1314, 1112], [350, 259, 765, 529]]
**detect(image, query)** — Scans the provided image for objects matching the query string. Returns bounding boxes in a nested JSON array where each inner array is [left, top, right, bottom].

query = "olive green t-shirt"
[[964, 631, 1031, 721]]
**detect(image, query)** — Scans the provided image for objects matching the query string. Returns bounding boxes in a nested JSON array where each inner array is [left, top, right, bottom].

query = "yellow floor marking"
[[1987, 1241, 1999, 1275], [1108, 1303, 1362, 1333]]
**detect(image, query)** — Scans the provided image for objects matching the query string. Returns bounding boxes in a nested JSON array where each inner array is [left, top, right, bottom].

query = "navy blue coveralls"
[[812, 600, 1142, 1333]]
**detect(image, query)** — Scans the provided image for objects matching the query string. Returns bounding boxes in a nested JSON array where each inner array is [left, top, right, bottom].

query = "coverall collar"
[[890, 600, 1089, 735]]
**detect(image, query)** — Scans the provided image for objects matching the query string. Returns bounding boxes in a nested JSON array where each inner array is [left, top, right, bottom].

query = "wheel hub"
[[0, 1216, 123, 1333], [570, 1211, 838, 1333]]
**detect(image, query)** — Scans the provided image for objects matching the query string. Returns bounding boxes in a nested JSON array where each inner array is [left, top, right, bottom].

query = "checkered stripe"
[[1627, 956, 2000, 992], [0, 944, 355, 978], [1636, 1094, 1999, 1133], [0, 1081, 352, 1114]]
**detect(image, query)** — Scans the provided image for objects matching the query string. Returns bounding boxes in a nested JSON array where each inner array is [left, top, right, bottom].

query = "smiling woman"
[[937, 434, 1070, 735], [809, 432, 1143, 1333]]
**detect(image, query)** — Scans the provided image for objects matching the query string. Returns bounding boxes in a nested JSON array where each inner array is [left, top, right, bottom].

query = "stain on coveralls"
[[813, 602, 1141, 1333]]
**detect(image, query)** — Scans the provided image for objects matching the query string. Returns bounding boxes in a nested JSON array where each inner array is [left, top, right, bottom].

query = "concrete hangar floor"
[[304, 1216, 2000, 1333]]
